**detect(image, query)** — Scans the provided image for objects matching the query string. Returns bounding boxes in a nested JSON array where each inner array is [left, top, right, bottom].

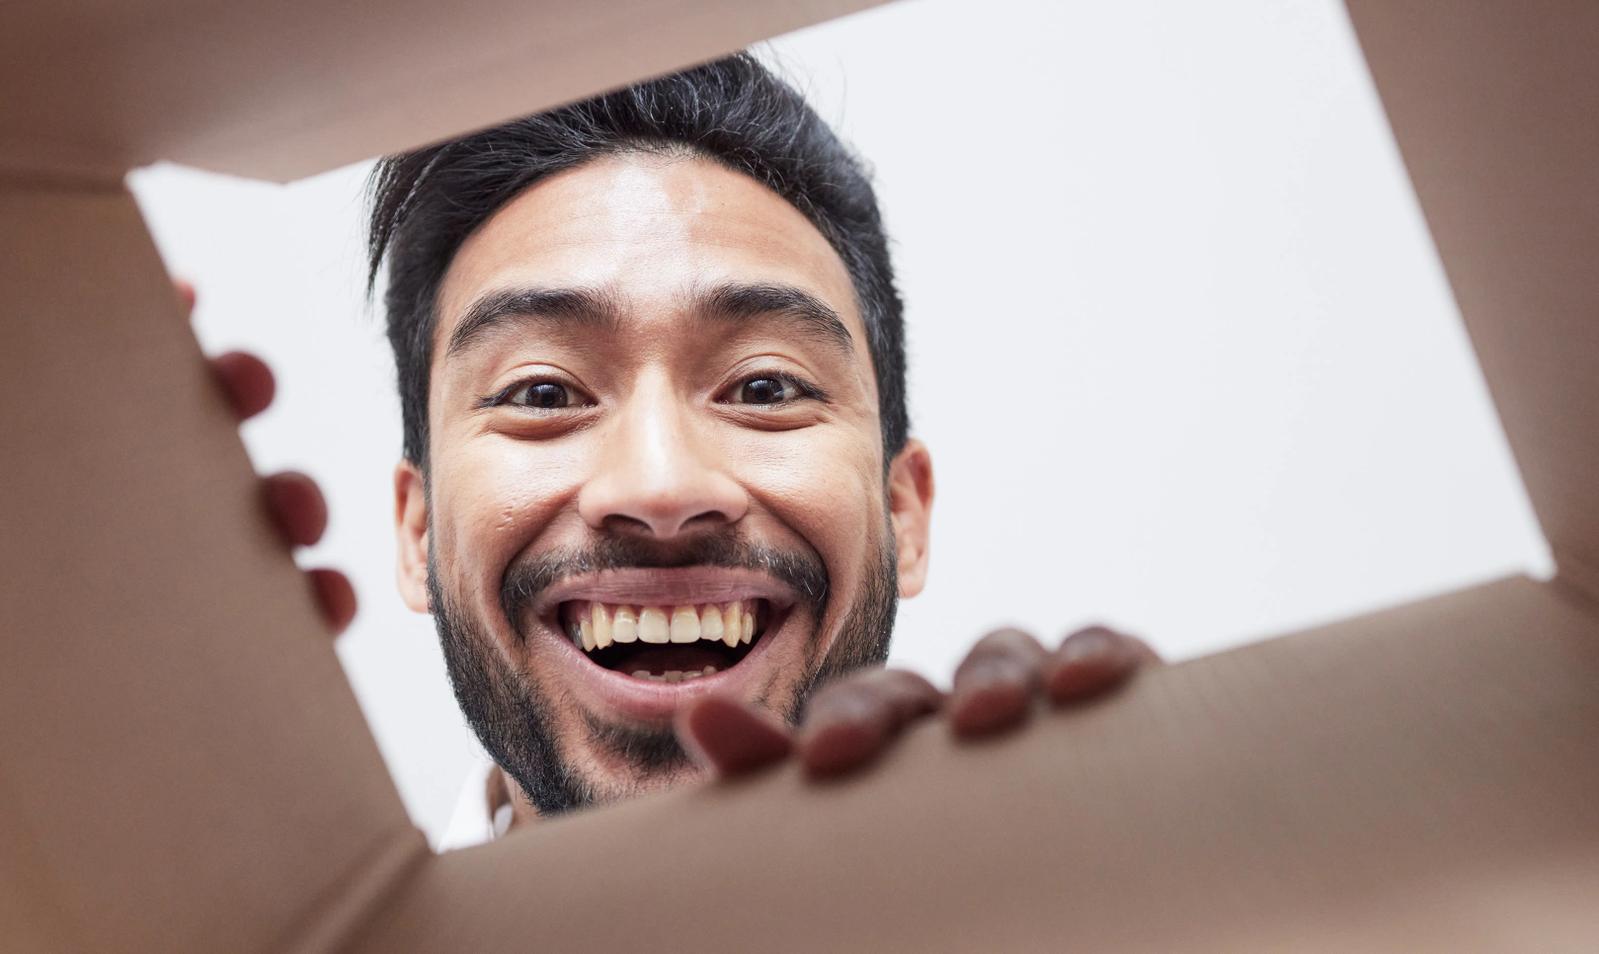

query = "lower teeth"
[[632, 666, 718, 683]]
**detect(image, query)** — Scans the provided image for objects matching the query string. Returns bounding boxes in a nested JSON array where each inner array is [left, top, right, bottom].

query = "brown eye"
[[735, 376, 795, 405], [506, 381, 579, 409]]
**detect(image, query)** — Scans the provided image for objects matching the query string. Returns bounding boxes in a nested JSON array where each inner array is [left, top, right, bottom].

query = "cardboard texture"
[[0, 0, 892, 183], [1342, 0, 1599, 605], [0, 183, 423, 952], [354, 576, 1599, 952], [1, 1, 1596, 951]]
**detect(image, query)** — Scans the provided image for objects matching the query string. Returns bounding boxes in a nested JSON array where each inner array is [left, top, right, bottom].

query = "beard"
[[427, 524, 899, 817]]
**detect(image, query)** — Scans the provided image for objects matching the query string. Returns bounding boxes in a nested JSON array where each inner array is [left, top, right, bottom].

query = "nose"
[[576, 378, 749, 539]]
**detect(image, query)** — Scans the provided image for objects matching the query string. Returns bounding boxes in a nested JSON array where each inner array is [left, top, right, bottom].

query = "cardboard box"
[[2, 0, 1596, 950]]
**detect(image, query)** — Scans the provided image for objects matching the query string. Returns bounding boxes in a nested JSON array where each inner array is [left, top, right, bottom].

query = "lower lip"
[[533, 608, 794, 723]]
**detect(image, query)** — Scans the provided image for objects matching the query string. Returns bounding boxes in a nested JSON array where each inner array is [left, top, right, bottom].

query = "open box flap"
[[1343, 0, 1599, 600], [350, 576, 1599, 952], [0, 184, 422, 953], [0, 0, 887, 183], [5, 1, 1599, 951]]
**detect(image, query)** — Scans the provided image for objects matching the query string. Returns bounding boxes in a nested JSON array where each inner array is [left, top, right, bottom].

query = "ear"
[[394, 460, 431, 614], [885, 438, 934, 599]]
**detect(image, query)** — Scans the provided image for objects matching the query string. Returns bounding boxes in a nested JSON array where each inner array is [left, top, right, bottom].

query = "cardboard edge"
[[0, 150, 128, 189], [0, 181, 418, 952], [186, 0, 896, 182], [1552, 546, 1599, 613], [273, 824, 429, 954], [1341, 0, 1599, 580], [340, 573, 1599, 952]]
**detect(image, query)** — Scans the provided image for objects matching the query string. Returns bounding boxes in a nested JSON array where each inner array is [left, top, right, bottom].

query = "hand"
[[177, 279, 357, 634], [675, 624, 1159, 778]]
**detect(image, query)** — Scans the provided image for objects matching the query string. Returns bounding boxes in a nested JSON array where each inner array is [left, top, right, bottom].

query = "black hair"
[[365, 52, 907, 468]]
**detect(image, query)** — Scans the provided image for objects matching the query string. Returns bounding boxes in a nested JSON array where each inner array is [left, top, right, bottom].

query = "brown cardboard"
[[2, 0, 1597, 951], [1342, 0, 1599, 604], [0, 182, 424, 952], [352, 576, 1599, 952], [0, 0, 890, 183]]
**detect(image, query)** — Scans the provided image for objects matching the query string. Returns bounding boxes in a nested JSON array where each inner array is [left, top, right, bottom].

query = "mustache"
[[500, 531, 830, 630]]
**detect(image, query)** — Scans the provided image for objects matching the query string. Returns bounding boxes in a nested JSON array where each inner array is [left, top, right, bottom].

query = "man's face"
[[394, 153, 932, 814]]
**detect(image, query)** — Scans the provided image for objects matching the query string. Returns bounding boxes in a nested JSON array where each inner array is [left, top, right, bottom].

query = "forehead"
[[436, 153, 863, 343]]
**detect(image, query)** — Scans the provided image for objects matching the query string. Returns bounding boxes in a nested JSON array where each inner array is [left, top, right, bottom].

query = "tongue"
[[605, 645, 730, 674]]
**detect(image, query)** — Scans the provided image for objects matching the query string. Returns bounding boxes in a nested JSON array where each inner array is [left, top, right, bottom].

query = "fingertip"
[[263, 471, 329, 547], [672, 697, 719, 770], [676, 694, 751, 742], [211, 351, 276, 420], [1058, 625, 1121, 661], [676, 696, 792, 777], [307, 567, 356, 636], [949, 646, 1038, 734], [948, 678, 1033, 737], [173, 278, 197, 315], [799, 715, 885, 778], [1127, 635, 1164, 664], [1045, 628, 1140, 704]]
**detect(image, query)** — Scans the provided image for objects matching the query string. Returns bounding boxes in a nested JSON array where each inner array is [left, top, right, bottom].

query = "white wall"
[[130, 0, 1549, 842]]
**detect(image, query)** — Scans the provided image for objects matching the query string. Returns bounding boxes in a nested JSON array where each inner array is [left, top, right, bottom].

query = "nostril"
[[599, 508, 732, 540], [679, 510, 733, 533], [598, 513, 657, 537]]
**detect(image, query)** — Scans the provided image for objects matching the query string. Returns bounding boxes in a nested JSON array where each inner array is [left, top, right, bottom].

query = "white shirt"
[[434, 751, 509, 852]]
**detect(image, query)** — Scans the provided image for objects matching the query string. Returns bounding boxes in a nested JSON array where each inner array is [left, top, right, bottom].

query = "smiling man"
[[358, 53, 1153, 833]]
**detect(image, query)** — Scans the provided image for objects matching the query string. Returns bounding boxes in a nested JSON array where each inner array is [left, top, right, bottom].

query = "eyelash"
[[722, 370, 829, 406], [478, 369, 829, 410], [479, 377, 592, 411]]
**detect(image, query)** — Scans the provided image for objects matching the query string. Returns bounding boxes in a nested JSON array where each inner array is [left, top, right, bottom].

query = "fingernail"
[[803, 692, 875, 727], [957, 659, 1015, 696], [1059, 628, 1116, 664]]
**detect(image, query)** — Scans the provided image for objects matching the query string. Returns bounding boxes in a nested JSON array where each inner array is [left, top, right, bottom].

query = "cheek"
[[429, 434, 587, 588], [732, 426, 884, 584]]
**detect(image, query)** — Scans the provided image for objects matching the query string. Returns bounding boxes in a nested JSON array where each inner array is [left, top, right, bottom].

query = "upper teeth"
[[574, 600, 757, 652]]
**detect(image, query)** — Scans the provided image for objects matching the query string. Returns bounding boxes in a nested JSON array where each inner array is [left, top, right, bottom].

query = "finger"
[[797, 669, 941, 778], [178, 280, 277, 422], [173, 278, 197, 317], [208, 351, 276, 420], [261, 471, 329, 548], [307, 567, 357, 636], [1125, 634, 1163, 664], [1042, 625, 1155, 705], [675, 695, 793, 777], [948, 627, 1047, 738]]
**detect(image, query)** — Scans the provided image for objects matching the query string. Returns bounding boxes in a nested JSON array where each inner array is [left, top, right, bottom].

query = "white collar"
[[434, 750, 512, 852]]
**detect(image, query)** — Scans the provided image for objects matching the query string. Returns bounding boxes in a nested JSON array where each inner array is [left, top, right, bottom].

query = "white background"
[[130, 0, 1550, 842]]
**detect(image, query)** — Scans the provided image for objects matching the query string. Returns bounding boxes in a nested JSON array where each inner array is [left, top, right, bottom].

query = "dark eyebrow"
[[445, 286, 620, 359], [698, 282, 856, 356]]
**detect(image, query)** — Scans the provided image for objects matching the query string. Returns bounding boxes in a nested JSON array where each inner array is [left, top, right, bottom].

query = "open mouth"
[[559, 599, 780, 683]]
